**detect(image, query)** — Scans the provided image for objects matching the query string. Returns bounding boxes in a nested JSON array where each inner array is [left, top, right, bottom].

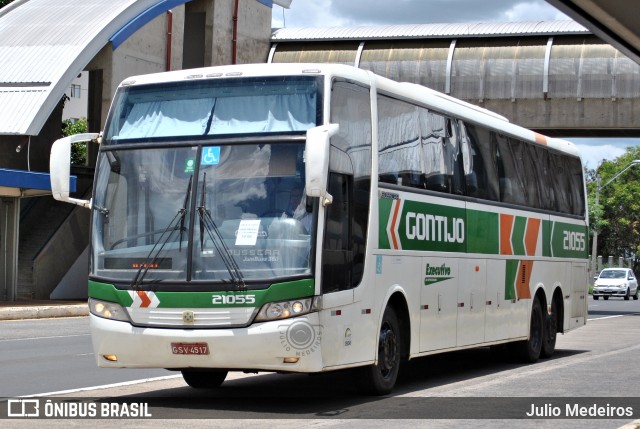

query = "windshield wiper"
[[179, 176, 193, 252], [130, 176, 192, 288], [197, 172, 246, 290]]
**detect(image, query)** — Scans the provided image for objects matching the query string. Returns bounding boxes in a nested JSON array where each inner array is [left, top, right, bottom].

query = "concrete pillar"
[[597, 255, 603, 272], [0, 197, 19, 301], [619, 257, 624, 268]]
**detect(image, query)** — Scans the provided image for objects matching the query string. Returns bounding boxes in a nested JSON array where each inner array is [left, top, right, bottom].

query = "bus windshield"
[[104, 76, 319, 142], [90, 143, 314, 285]]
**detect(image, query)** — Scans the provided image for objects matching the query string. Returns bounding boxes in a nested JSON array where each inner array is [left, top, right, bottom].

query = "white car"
[[593, 268, 639, 300]]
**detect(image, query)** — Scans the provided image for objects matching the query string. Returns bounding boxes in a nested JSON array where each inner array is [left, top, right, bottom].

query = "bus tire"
[[181, 369, 228, 389], [540, 297, 558, 359], [511, 298, 543, 363], [355, 306, 401, 395]]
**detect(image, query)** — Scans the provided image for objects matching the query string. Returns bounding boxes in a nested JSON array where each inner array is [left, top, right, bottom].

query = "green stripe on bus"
[[377, 196, 587, 259], [504, 260, 518, 300], [89, 280, 134, 306], [466, 210, 499, 254], [542, 220, 551, 257], [511, 216, 527, 256], [550, 221, 589, 258], [88, 279, 314, 308], [378, 197, 393, 249]]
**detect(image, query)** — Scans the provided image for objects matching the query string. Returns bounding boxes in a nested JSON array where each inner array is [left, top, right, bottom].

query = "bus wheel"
[[540, 298, 558, 359], [355, 306, 401, 395], [181, 369, 228, 389], [511, 298, 543, 363]]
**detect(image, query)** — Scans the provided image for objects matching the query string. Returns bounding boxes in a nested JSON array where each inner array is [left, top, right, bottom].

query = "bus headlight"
[[89, 298, 130, 322], [255, 297, 319, 322]]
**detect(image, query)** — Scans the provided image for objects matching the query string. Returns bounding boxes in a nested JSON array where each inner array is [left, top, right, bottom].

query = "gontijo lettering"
[[406, 212, 465, 243]]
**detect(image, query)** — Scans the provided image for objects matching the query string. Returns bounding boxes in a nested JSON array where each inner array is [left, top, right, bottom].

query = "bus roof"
[[116, 62, 582, 160]]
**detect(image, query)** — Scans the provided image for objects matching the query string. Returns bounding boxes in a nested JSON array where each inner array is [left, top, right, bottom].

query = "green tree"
[[62, 117, 88, 165], [0, 0, 15, 9], [590, 146, 640, 270]]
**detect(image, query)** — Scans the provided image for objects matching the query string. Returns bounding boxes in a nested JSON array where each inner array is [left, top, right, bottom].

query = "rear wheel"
[[510, 298, 543, 363], [355, 306, 401, 395], [541, 298, 558, 359], [181, 369, 228, 389], [593, 295, 599, 300], [604, 296, 609, 300]]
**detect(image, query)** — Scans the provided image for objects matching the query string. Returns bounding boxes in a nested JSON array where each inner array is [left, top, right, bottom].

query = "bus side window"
[[447, 118, 466, 195], [461, 122, 499, 201], [566, 156, 586, 216], [419, 109, 453, 194], [496, 134, 527, 206], [322, 173, 353, 294]]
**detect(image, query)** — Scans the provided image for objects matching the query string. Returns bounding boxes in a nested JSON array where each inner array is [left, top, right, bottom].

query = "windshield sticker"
[[201, 146, 221, 165], [184, 158, 195, 173], [235, 219, 261, 246]]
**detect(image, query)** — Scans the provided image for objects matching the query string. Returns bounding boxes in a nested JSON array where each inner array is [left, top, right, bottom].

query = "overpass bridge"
[[270, 20, 640, 137]]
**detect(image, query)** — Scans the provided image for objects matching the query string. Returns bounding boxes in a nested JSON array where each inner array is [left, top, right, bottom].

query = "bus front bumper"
[[89, 313, 324, 373]]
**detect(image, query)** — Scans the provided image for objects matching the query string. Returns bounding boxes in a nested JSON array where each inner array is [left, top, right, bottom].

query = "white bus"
[[50, 63, 588, 395]]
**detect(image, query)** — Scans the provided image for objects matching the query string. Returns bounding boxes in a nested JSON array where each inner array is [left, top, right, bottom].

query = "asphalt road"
[[1, 296, 640, 428], [587, 294, 640, 319], [0, 317, 170, 397]]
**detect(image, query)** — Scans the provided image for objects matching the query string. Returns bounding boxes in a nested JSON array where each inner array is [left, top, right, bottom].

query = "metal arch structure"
[[546, 0, 640, 65], [0, 0, 191, 136], [0, 0, 190, 301], [269, 21, 640, 137]]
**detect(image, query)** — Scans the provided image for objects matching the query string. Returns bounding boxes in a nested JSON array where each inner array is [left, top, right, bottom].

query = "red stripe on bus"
[[534, 133, 548, 145], [524, 218, 541, 256], [500, 214, 514, 255], [137, 291, 152, 308], [516, 260, 533, 299]]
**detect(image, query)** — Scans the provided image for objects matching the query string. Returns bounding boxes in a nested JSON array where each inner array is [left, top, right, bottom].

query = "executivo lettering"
[[406, 212, 465, 243], [424, 263, 454, 285], [425, 263, 451, 276]]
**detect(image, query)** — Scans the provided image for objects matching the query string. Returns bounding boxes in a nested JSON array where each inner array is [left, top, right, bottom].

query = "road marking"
[[588, 312, 640, 321], [0, 334, 90, 342], [401, 340, 640, 397], [19, 375, 183, 398], [588, 315, 624, 320]]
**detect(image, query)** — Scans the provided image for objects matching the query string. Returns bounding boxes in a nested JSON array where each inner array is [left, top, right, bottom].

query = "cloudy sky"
[[272, 0, 569, 28], [272, 0, 639, 169]]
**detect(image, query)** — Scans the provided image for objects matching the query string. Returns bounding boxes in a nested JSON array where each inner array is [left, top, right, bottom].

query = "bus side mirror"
[[305, 124, 339, 206], [50, 133, 100, 209]]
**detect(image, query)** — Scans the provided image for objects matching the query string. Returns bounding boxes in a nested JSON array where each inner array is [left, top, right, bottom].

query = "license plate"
[[171, 342, 209, 355]]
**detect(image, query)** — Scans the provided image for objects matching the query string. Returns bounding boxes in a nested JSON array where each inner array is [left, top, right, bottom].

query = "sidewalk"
[[0, 300, 89, 321]]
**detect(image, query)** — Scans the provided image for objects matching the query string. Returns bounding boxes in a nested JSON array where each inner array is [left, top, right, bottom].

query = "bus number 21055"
[[212, 295, 256, 305], [563, 230, 586, 252]]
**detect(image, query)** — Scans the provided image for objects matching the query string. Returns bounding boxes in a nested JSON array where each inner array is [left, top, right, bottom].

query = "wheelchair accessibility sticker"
[[201, 147, 221, 165]]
